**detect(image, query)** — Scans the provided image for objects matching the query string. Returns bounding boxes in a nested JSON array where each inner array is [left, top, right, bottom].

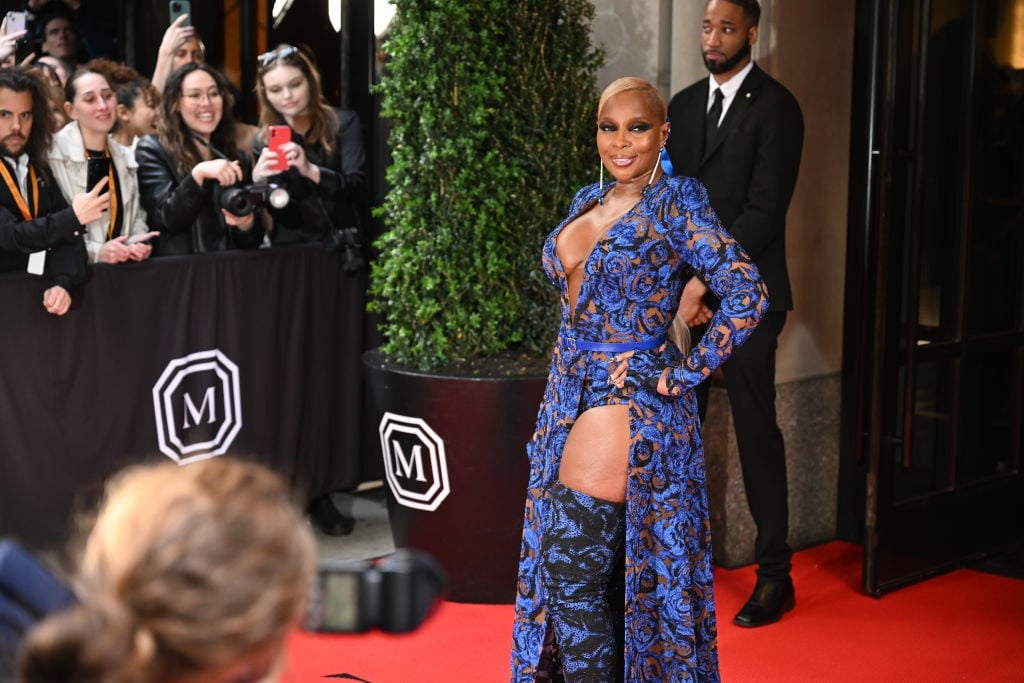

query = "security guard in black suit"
[[666, 0, 804, 628]]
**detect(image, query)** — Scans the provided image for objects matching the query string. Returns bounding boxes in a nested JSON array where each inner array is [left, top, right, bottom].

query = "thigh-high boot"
[[542, 480, 626, 682]]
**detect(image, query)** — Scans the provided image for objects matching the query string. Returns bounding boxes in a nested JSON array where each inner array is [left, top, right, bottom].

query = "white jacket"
[[48, 122, 150, 263]]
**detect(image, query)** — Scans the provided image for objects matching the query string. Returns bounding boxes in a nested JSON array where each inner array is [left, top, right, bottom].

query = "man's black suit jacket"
[[0, 163, 87, 293], [666, 63, 803, 312]]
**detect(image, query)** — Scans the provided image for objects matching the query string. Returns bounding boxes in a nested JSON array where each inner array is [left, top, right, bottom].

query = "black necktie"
[[704, 88, 724, 154]]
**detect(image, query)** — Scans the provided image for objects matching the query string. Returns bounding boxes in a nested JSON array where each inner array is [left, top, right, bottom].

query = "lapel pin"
[[745, 92, 751, 98]]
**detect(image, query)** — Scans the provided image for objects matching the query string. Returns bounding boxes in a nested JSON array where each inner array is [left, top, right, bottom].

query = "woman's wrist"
[[300, 163, 321, 184]]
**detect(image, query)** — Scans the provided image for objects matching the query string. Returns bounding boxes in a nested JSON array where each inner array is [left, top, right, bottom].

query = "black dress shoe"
[[308, 494, 355, 536], [733, 580, 795, 628]]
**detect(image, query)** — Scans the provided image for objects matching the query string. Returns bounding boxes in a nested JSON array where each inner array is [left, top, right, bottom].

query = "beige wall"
[[591, 0, 856, 383], [591, 2, 665, 92]]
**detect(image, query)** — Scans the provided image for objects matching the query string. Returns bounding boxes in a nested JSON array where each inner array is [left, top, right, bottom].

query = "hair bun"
[[17, 593, 163, 682]]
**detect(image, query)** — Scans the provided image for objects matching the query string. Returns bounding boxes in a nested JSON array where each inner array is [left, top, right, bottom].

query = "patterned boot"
[[542, 480, 626, 682]]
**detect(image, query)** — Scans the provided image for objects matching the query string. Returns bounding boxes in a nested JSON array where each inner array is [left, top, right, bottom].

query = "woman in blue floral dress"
[[511, 77, 768, 682]]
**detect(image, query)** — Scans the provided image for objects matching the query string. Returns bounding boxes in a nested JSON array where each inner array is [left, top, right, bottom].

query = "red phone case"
[[269, 126, 291, 171]]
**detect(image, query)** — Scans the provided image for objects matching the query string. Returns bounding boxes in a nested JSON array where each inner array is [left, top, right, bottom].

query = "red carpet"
[[283, 541, 1024, 681]]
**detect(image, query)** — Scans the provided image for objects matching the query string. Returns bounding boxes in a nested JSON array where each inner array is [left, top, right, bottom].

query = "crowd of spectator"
[[0, 0, 367, 538], [0, 0, 368, 312]]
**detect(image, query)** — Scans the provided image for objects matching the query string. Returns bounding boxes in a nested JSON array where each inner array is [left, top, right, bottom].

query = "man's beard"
[[703, 38, 752, 75], [0, 135, 26, 158]]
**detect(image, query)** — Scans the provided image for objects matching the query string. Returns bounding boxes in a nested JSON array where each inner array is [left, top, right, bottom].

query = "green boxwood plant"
[[370, 0, 603, 372]]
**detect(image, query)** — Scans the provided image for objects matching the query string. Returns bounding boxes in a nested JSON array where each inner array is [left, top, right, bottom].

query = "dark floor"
[[969, 540, 1024, 580]]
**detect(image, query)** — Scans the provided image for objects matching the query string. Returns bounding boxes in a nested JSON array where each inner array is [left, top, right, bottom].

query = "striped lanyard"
[[0, 157, 38, 220]]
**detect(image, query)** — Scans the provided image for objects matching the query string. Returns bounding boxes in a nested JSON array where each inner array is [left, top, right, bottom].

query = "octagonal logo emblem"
[[379, 411, 450, 511], [152, 349, 242, 465]]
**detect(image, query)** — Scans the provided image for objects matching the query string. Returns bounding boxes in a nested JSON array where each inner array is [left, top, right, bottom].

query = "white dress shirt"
[[707, 60, 755, 126]]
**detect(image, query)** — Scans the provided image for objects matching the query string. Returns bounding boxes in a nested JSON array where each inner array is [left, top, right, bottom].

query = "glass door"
[[843, 0, 1024, 595]]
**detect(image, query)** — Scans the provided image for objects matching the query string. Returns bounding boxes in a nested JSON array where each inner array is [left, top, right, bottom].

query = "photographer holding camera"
[[137, 62, 264, 255], [252, 44, 365, 270]]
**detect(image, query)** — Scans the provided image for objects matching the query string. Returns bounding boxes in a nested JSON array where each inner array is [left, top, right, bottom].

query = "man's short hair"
[[36, 4, 77, 36], [0, 68, 57, 170], [717, 0, 761, 26]]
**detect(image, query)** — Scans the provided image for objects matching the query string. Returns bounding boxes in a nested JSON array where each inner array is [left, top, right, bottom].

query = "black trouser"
[[693, 311, 792, 582]]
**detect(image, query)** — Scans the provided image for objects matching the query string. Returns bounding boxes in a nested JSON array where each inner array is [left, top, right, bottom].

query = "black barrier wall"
[[0, 246, 372, 550]]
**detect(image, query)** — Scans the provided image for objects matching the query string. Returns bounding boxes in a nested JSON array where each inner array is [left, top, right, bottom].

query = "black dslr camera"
[[303, 548, 446, 634], [215, 183, 290, 217]]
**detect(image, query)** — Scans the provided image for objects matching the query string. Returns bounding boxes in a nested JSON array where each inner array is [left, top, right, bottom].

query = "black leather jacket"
[[135, 134, 264, 256], [255, 108, 366, 245]]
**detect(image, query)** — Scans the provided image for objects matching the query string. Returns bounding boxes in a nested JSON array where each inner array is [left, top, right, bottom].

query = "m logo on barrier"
[[379, 412, 450, 511], [183, 386, 217, 428], [152, 349, 242, 464]]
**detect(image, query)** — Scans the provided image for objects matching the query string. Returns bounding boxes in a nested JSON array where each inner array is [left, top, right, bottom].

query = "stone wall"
[[703, 374, 841, 567]]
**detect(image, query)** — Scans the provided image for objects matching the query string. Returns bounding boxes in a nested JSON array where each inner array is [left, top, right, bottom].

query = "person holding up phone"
[[136, 62, 263, 255], [252, 43, 366, 248], [252, 43, 368, 536], [0, 68, 103, 316], [48, 67, 157, 264], [151, 13, 200, 95], [151, 12, 249, 128], [1, 12, 29, 68]]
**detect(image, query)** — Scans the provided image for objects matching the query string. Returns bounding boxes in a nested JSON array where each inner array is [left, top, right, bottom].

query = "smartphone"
[[5, 11, 27, 35], [169, 0, 191, 27], [268, 125, 291, 172], [86, 157, 111, 193]]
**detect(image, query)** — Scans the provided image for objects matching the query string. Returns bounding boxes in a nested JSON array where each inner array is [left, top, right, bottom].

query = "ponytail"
[[18, 596, 156, 683]]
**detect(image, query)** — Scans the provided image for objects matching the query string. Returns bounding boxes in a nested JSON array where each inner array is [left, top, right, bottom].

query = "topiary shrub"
[[370, 0, 604, 373]]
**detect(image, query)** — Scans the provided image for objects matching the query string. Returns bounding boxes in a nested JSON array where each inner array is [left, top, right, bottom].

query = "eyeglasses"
[[258, 45, 300, 68]]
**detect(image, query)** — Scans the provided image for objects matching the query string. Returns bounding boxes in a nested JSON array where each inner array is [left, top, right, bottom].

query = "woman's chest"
[[547, 214, 677, 282]]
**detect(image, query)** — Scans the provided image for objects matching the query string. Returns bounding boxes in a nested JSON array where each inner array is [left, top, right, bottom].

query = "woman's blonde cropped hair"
[[598, 77, 667, 124], [18, 457, 316, 683]]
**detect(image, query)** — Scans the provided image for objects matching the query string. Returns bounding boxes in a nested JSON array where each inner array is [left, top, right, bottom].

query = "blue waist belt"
[[561, 334, 666, 354]]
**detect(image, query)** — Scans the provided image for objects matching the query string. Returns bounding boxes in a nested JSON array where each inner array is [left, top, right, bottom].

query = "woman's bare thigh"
[[558, 404, 629, 503]]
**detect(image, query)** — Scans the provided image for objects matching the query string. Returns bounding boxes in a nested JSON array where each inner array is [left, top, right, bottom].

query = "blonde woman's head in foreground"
[[18, 457, 316, 683]]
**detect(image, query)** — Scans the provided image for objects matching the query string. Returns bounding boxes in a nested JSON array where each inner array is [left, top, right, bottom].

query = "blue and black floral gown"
[[511, 174, 768, 681]]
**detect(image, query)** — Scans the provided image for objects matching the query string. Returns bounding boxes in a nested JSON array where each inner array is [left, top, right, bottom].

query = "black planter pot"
[[362, 349, 546, 604]]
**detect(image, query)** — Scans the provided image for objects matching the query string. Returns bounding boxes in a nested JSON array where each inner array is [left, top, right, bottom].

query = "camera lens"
[[218, 187, 255, 216]]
